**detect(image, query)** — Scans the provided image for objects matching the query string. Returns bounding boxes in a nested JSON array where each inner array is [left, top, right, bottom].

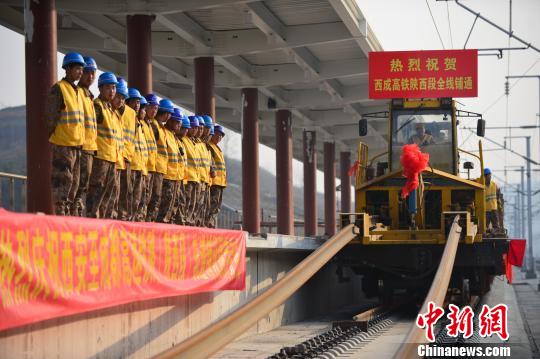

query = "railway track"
[[153, 216, 469, 359]]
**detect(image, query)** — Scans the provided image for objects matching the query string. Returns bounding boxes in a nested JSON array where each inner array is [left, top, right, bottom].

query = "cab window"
[[391, 109, 454, 173]]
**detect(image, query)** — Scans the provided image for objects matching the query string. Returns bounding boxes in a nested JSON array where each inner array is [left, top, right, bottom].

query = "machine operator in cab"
[[484, 168, 499, 231], [408, 122, 435, 147]]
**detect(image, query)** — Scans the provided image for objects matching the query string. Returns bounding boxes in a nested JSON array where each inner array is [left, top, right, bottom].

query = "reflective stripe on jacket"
[[209, 142, 227, 187], [485, 181, 498, 211], [81, 87, 97, 151], [94, 98, 122, 163], [49, 79, 85, 147], [153, 119, 168, 174]]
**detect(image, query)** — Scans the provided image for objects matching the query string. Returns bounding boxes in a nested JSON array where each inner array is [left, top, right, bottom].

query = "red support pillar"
[[194, 57, 215, 120], [25, 0, 56, 214], [241, 88, 260, 233], [324, 142, 336, 236], [127, 15, 153, 94], [340, 151, 351, 214], [303, 130, 317, 236], [275, 110, 293, 235]]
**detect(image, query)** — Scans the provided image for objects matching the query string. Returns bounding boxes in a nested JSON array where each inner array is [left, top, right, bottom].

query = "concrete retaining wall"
[[0, 247, 363, 359]]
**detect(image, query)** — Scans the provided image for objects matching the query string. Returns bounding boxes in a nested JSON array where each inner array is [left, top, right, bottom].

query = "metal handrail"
[[0, 172, 27, 211], [152, 224, 357, 359], [0, 172, 27, 180]]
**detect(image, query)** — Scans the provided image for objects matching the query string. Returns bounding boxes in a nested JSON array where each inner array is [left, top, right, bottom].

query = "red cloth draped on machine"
[[400, 144, 430, 198]]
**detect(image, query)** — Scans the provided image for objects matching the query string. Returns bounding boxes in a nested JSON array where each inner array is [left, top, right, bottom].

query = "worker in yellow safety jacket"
[[146, 98, 174, 221], [207, 124, 227, 228], [86, 72, 122, 218], [139, 93, 158, 221], [69, 56, 98, 216], [156, 108, 184, 223], [484, 168, 499, 231], [107, 78, 137, 220], [196, 115, 213, 226], [182, 116, 202, 226], [172, 115, 190, 225], [48, 52, 86, 215], [125, 88, 147, 221]]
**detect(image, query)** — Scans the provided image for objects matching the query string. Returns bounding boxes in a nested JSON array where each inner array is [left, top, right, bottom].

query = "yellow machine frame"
[[348, 99, 487, 245]]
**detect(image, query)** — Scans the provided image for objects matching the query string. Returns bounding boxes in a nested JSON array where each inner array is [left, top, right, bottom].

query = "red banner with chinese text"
[[369, 49, 478, 99], [0, 209, 246, 331]]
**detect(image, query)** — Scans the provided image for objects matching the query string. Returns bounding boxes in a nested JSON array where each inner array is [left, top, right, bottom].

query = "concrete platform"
[[247, 234, 324, 252], [0, 234, 364, 359]]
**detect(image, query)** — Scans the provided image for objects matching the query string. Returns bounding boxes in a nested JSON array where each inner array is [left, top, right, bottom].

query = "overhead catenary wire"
[[463, 14, 479, 49], [446, 1, 453, 48], [454, 0, 540, 54], [481, 58, 540, 114], [426, 0, 445, 49]]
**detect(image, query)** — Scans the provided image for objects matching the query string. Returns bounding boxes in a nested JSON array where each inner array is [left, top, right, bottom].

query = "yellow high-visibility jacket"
[[142, 120, 157, 173], [120, 106, 137, 164], [209, 142, 227, 187], [49, 79, 85, 147], [182, 137, 200, 182], [197, 140, 212, 184], [164, 128, 181, 181], [94, 98, 122, 164], [153, 119, 168, 175], [131, 120, 148, 175], [485, 181, 498, 211], [176, 136, 187, 183], [81, 87, 97, 151]]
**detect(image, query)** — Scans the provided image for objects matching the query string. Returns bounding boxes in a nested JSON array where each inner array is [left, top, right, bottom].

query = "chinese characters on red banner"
[[416, 301, 509, 342], [0, 209, 246, 331], [369, 49, 478, 99]]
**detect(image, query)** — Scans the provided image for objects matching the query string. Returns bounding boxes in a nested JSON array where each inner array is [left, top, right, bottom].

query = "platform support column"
[[340, 151, 352, 215], [324, 142, 336, 236], [241, 88, 260, 233], [194, 57, 215, 120], [303, 130, 317, 236], [25, 0, 56, 213], [276, 110, 293, 235], [127, 15, 153, 94]]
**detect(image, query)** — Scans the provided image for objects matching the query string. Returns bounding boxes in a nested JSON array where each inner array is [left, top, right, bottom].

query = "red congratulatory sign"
[[369, 49, 478, 99]]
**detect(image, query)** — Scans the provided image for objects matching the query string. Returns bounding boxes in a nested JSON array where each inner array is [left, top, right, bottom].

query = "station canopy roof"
[[0, 0, 389, 172]]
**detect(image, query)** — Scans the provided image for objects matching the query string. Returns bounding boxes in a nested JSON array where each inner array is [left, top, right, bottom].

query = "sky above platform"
[[0, 0, 539, 188]]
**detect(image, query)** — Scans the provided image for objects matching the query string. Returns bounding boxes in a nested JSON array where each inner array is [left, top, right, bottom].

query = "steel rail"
[[152, 224, 357, 359], [394, 215, 462, 359]]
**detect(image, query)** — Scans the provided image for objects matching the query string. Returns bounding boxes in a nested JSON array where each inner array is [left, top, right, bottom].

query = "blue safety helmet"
[[116, 77, 129, 98], [188, 115, 199, 127], [127, 88, 143, 101], [158, 99, 175, 114], [201, 115, 213, 128], [171, 108, 183, 121], [484, 168, 492, 175], [181, 115, 191, 129], [210, 124, 215, 135], [139, 96, 148, 106], [144, 93, 159, 106], [62, 52, 85, 69], [83, 56, 97, 72], [97, 72, 118, 87], [214, 125, 225, 136]]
